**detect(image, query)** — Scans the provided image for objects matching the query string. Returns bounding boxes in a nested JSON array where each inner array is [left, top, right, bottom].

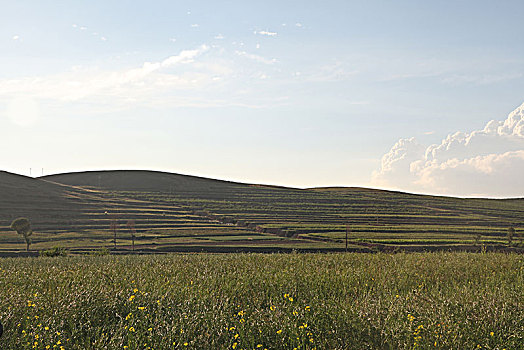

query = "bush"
[[40, 246, 69, 257], [89, 247, 110, 256]]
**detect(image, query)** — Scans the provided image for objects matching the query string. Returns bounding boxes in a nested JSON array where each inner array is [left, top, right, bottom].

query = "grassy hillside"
[[38, 170, 524, 252], [0, 172, 307, 254], [0, 170, 522, 253]]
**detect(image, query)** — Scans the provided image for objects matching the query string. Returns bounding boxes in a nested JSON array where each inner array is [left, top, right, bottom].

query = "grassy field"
[[0, 252, 522, 349]]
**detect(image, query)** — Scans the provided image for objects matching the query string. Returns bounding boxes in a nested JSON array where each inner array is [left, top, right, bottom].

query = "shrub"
[[40, 246, 69, 257]]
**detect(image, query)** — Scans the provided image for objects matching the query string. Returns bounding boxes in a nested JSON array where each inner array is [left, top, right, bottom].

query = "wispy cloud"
[[441, 73, 523, 85], [235, 51, 277, 65], [0, 45, 210, 103], [298, 61, 359, 82], [12, 35, 20, 41], [254, 30, 277, 37], [72, 23, 108, 41]]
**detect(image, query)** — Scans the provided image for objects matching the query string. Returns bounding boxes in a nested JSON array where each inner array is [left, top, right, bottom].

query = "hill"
[[1, 169, 522, 254], [39, 170, 524, 253], [42, 170, 251, 194], [0, 170, 98, 225]]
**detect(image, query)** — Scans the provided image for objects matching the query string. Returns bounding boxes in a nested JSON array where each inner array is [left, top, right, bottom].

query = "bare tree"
[[110, 217, 119, 250], [126, 220, 137, 251]]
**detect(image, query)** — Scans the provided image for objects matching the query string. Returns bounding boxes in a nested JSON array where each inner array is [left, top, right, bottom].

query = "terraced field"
[[0, 170, 522, 254], [0, 171, 331, 255]]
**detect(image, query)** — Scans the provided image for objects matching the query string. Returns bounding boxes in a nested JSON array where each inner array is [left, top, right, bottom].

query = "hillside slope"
[[43, 170, 524, 248], [0, 171, 112, 232], [42, 170, 252, 195], [1, 170, 522, 253]]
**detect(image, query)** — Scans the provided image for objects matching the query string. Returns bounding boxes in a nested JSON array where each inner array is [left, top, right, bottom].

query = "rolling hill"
[[0, 170, 522, 254]]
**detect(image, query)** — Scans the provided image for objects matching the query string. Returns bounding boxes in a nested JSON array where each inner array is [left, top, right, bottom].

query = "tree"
[[507, 227, 515, 246], [126, 220, 137, 251], [475, 233, 481, 246], [110, 218, 119, 250], [10, 217, 33, 251]]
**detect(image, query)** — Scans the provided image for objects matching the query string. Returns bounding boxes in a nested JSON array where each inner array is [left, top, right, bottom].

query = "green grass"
[[0, 252, 522, 349]]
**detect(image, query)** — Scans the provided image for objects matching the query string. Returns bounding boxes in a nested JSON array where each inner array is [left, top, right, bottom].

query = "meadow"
[[0, 252, 522, 349]]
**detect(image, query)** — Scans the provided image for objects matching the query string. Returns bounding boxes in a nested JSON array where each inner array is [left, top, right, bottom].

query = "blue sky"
[[1, 1, 524, 196]]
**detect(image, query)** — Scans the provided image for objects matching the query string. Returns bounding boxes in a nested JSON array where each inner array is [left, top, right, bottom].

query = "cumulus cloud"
[[372, 102, 524, 197]]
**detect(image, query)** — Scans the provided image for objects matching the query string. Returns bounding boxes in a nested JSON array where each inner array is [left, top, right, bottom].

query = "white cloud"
[[0, 45, 285, 112], [235, 50, 277, 65], [300, 61, 359, 82], [214, 34, 224, 40], [295, 23, 303, 27], [12, 35, 20, 40], [372, 102, 524, 197], [72, 24, 108, 42], [0, 45, 210, 103], [191, 24, 199, 28], [413, 151, 524, 197], [441, 73, 523, 86], [254, 30, 277, 37]]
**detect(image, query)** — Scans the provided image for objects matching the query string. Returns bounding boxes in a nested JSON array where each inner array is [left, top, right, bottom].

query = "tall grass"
[[0, 252, 522, 349]]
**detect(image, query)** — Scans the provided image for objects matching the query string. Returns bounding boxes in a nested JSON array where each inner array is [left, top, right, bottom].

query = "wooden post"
[[345, 224, 350, 252]]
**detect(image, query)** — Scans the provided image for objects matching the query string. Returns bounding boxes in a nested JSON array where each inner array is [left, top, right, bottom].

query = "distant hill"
[[0, 171, 108, 231], [43, 170, 524, 227], [0, 169, 521, 254], [42, 170, 251, 193], [0, 171, 76, 218]]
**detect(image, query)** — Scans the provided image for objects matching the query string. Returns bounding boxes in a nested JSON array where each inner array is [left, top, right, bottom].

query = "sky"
[[1, 0, 523, 197]]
